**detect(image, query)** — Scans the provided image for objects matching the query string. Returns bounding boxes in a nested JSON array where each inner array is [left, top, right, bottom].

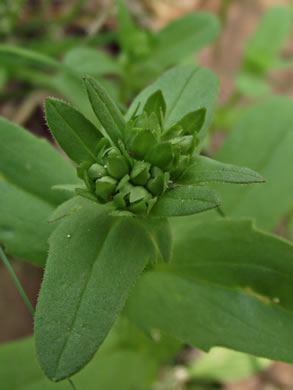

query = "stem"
[[0, 247, 35, 316], [217, 206, 226, 218]]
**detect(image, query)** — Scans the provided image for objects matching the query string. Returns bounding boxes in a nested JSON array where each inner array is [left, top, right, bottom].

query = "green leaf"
[[151, 186, 220, 217], [35, 200, 155, 381], [45, 98, 103, 164], [243, 6, 292, 74], [127, 65, 218, 143], [0, 116, 79, 206], [0, 180, 53, 266], [214, 97, 293, 230], [143, 90, 166, 121], [126, 218, 293, 364], [133, 12, 220, 82], [236, 71, 271, 97], [0, 331, 157, 390], [62, 47, 121, 77], [177, 156, 265, 185], [151, 12, 220, 68], [84, 76, 125, 145]]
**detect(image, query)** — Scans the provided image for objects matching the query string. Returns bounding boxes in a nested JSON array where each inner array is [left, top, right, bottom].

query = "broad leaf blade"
[[35, 200, 155, 381], [214, 97, 293, 230], [151, 186, 220, 217], [177, 156, 265, 185], [126, 218, 293, 364], [45, 98, 102, 164], [0, 116, 79, 206], [0, 180, 53, 266], [127, 65, 218, 143], [84, 76, 125, 145]]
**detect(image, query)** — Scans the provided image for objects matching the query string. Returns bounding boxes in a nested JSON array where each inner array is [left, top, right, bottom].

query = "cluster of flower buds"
[[76, 92, 204, 215]]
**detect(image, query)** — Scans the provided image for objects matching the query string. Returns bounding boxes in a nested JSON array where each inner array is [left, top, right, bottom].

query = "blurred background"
[[1, 1, 293, 389]]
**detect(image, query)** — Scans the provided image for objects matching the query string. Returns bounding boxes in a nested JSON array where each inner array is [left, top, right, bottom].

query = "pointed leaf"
[[151, 186, 220, 217], [177, 156, 265, 185], [84, 76, 125, 145], [0, 116, 79, 206], [35, 200, 155, 381], [45, 98, 103, 164], [127, 218, 293, 364], [127, 66, 218, 143], [143, 90, 166, 121]]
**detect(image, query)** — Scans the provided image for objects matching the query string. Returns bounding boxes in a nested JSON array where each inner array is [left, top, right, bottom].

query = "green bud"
[[95, 176, 117, 202], [145, 142, 173, 170], [161, 124, 183, 140], [106, 155, 129, 179], [170, 136, 195, 154], [127, 129, 156, 159], [170, 155, 190, 179], [128, 200, 148, 215], [129, 186, 152, 203], [113, 192, 127, 209], [130, 161, 151, 185], [88, 163, 107, 180], [147, 172, 170, 196]]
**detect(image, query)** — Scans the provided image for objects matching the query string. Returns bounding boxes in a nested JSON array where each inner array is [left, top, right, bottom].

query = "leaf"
[[143, 90, 166, 121], [214, 97, 293, 230], [62, 47, 121, 76], [0, 180, 53, 266], [133, 12, 220, 82], [84, 76, 125, 145], [127, 65, 219, 143], [236, 71, 271, 98], [177, 156, 265, 185], [0, 44, 64, 71], [45, 98, 103, 164], [126, 218, 293, 364], [35, 200, 155, 381], [0, 332, 157, 390], [153, 12, 219, 66], [151, 186, 220, 217], [137, 218, 173, 262], [0, 116, 79, 206], [243, 6, 292, 74]]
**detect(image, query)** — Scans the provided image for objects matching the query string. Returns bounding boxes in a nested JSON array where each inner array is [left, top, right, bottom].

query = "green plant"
[[2, 62, 293, 389]]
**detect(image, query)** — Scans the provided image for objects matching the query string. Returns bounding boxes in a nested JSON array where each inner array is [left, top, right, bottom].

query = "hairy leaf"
[[0, 116, 79, 206], [35, 200, 155, 381], [127, 218, 293, 363], [45, 98, 102, 164], [84, 76, 125, 145], [151, 186, 220, 217], [177, 156, 265, 185]]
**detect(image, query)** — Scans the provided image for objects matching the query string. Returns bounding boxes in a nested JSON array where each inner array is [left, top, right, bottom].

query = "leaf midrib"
[[54, 218, 120, 377]]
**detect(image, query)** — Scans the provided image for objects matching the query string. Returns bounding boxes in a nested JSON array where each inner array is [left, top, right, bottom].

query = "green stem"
[[0, 247, 35, 316], [68, 378, 78, 390]]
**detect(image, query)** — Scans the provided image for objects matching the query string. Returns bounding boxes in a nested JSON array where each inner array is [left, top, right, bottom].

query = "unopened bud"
[[95, 176, 117, 202], [88, 163, 107, 180], [130, 161, 151, 185]]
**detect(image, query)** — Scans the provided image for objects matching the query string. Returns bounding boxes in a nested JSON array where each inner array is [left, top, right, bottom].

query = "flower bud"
[[95, 176, 117, 202], [147, 171, 170, 196], [170, 135, 195, 154], [106, 155, 129, 180], [129, 186, 152, 204], [127, 129, 156, 159], [145, 142, 173, 171], [88, 163, 107, 180], [130, 161, 151, 185]]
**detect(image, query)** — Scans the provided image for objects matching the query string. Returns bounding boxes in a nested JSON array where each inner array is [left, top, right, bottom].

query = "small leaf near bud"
[[95, 176, 117, 202], [170, 135, 195, 154], [95, 138, 110, 164], [128, 200, 148, 215], [113, 192, 127, 209], [129, 186, 152, 204]]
